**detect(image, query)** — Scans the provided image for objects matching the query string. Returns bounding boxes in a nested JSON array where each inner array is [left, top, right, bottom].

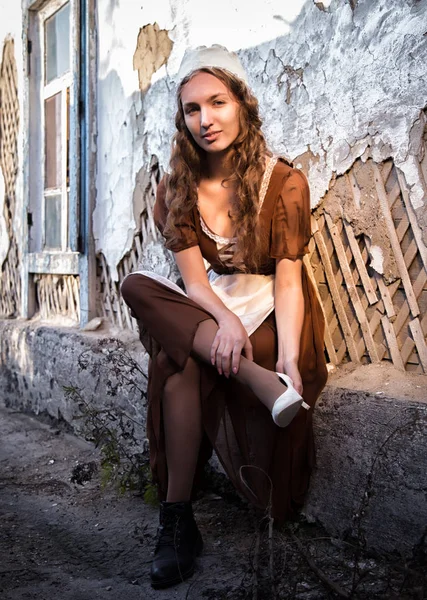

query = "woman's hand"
[[276, 358, 303, 396], [211, 313, 253, 377]]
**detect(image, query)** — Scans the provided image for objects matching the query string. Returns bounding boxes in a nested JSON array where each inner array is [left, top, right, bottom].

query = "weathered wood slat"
[[420, 148, 427, 192], [145, 171, 159, 242], [403, 239, 419, 271], [375, 273, 396, 319], [100, 254, 115, 323], [401, 335, 416, 366], [368, 309, 382, 341], [396, 170, 427, 274], [311, 216, 359, 362], [363, 231, 397, 319], [134, 235, 143, 264], [343, 220, 378, 305], [336, 344, 348, 364], [381, 160, 394, 183], [50, 277, 59, 314], [393, 270, 427, 336], [325, 214, 379, 362], [373, 161, 420, 317], [73, 276, 81, 317], [381, 316, 405, 370], [396, 216, 410, 244], [388, 179, 403, 208], [122, 295, 133, 330], [408, 318, 427, 373], [34, 274, 80, 322], [304, 255, 338, 365], [145, 197, 158, 243], [64, 277, 73, 317], [112, 286, 123, 329]]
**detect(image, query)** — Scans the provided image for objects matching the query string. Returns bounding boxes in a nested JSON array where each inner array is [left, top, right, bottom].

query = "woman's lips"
[[202, 131, 221, 142]]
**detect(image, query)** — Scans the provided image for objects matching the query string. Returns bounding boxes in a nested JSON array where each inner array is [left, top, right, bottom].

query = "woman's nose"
[[200, 107, 213, 128]]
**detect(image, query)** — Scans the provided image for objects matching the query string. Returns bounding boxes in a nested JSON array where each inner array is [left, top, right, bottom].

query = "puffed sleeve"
[[270, 169, 311, 260], [153, 176, 199, 252]]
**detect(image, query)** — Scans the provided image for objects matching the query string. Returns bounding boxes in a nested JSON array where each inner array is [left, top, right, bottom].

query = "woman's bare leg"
[[162, 356, 202, 502], [193, 319, 289, 411]]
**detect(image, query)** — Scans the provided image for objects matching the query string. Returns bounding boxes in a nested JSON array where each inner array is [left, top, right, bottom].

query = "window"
[[43, 2, 71, 250], [24, 0, 97, 324], [27, 0, 76, 261]]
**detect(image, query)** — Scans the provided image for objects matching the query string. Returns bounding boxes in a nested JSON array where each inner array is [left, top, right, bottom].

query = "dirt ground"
[[0, 406, 425, 600]]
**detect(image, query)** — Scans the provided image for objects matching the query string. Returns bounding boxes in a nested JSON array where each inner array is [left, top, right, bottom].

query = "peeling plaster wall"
[[133, 23, 173, 92], [0, 166, 9, 267], [0, 2, 24, 276], [0, 1, 425, 290], [94, 0, 427, 279], [95, 1, 143, 282]]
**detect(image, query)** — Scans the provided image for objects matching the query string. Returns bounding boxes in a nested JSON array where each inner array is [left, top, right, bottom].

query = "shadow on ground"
[[0, 407, 424, 600]]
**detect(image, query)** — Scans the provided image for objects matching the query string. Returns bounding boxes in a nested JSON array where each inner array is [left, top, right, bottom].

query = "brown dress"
[[120, 158, 328, 521]]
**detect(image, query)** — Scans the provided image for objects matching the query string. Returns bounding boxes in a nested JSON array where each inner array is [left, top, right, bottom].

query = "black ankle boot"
[[150, 501, 203, 589]]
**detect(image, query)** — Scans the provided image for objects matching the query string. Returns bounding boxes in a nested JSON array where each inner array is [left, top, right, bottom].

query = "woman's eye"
[[185, 107, 198, 115], [213, 100, 225, 106]]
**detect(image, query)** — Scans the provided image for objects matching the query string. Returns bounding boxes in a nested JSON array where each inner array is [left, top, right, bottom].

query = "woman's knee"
[[120, 275, 136, 304], [164, 356, 200, 397], [250, 326, 276, 369], [120, 274, 146, 305]]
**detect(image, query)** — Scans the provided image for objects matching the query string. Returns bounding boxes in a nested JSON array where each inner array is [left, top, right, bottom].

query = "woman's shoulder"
[[274, 156, 294, 173], [154, 173, 172, 231], [269, 157, 309, 193], [156, 173, 170, 200]]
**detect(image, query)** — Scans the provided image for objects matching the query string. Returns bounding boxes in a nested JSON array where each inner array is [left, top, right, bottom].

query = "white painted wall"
[[95, 0, 427, 280]]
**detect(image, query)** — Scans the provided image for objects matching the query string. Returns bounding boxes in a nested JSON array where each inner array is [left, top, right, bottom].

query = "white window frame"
[[22, 0, 97, 325], [41, 32, 72, 252]]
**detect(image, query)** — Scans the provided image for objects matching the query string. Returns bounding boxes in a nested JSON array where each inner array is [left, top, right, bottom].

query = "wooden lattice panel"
[[96, 157, 162, 331], [309, 158, 427, 373], [97, 155, 427, 374], [35, 274, 80, 321], [0, 39, 20, 318]]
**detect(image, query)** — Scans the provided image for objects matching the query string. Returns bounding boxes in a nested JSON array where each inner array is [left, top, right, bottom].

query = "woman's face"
[[180, 72, 240, 154]]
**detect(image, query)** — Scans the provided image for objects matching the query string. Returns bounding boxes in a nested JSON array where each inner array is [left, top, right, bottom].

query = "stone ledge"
[[1, 319, 426, 556], [305, 363, 427, 556], [0, 317, 147, 436]]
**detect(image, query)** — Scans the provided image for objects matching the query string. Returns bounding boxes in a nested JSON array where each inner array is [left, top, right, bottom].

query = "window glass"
[[66, 86, 70, 187], [44, 194, 62, 249], [45, 2, 70, 84], [44, 92, 62, 189], [39, 1, 72, 253]]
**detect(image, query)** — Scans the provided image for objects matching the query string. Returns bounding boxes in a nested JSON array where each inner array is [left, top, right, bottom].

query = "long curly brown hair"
[[164, 66, 272, 271]]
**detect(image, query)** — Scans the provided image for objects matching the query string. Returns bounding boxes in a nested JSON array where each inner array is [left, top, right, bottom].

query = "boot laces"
[[156, 513, 181, 550]]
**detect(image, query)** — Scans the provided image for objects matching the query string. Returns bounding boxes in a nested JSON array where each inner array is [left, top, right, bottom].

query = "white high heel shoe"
[[271, 373, 310, 427]]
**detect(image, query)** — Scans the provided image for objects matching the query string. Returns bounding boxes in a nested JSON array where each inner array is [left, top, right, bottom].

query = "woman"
[[121, 45, 328, 589]]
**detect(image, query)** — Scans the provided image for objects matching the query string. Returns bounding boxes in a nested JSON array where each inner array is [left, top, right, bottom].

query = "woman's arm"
[[174, 246, 253, 377], [274, 257, 304, 395]]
